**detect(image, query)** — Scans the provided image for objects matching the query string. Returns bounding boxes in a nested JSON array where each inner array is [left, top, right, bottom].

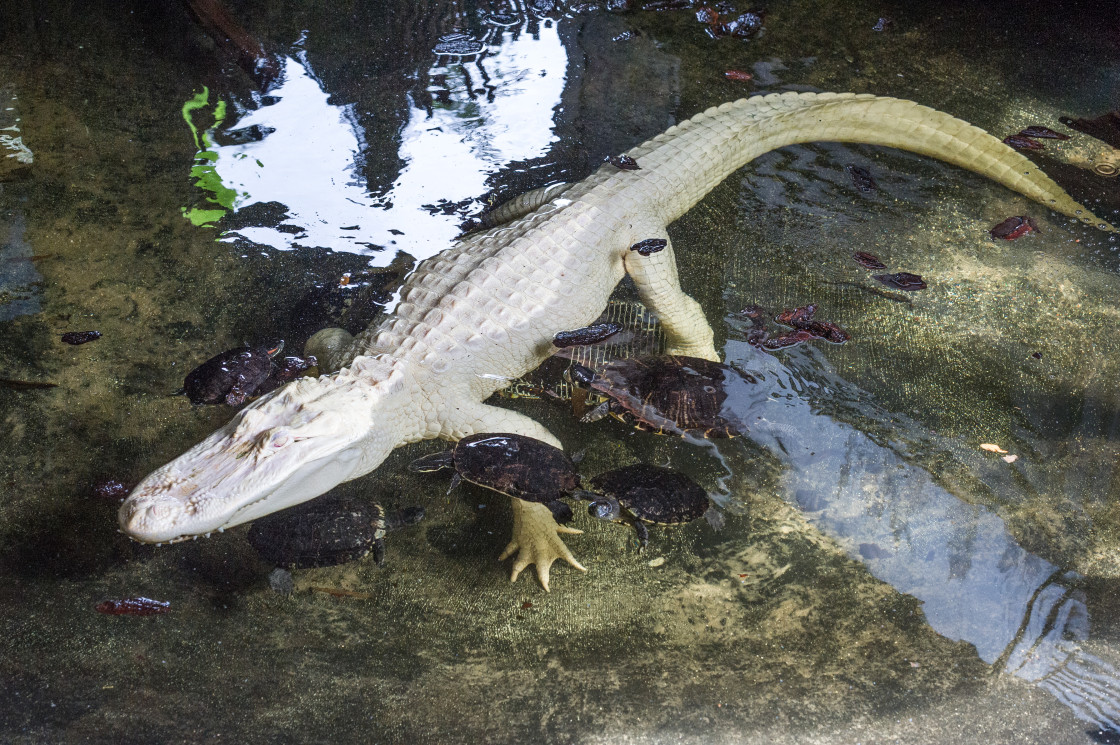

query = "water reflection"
[[0, 206, 38, 322], [0, 87, 37, 322], [197, 12, 567, 267], [716, 339, 1120, 734]]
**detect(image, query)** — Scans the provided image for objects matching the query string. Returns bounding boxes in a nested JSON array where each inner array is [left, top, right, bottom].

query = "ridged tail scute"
[[633, 92, 1116, 233]]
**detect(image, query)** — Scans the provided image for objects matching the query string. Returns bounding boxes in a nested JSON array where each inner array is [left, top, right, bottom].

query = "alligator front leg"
[[500, 500, 585, 592], [623, 226, 719, 361], [447, 401, 586, 591]]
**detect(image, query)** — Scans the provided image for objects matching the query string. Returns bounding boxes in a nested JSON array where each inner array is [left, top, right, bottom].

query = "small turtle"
[[410, 433, 579, 522], [253, 354, 318, 396], [247, 495, 424, 569], [183, 341, 285, 406], [568, 354, 742, 438], [583, 464, 719, 550]]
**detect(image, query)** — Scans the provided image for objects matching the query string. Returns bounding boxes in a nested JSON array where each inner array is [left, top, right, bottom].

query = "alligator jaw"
[[119, 367, 402, 543], [118, 438, 365, 544]]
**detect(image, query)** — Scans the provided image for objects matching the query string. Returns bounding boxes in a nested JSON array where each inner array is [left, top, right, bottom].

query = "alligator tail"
[[630, 91, 1116, 232]]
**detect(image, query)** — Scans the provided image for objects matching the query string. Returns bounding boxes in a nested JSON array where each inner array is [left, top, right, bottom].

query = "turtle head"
[[565, 363, 597, 387], [587, 496, 622, 522], [119, 355, 417, 544]]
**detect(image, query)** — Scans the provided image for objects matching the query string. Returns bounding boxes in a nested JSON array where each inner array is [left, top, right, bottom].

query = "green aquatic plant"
[[180, 87, 237, 227]]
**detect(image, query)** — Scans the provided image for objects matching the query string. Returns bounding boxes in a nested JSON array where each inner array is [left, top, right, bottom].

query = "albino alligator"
[[120, 91, 1115, 589]]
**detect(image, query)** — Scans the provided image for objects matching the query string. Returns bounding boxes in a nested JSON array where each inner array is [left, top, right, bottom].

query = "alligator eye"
[[269, 430, 291, 448]]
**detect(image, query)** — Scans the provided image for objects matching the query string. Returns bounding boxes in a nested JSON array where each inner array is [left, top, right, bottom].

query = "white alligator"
[[120, 92, 1115, 589]]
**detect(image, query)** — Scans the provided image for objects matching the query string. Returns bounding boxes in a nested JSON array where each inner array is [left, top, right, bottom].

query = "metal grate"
[[501, 300, 664, 401]]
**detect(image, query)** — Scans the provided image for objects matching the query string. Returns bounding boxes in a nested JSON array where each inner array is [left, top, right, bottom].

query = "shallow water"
[[3, 1, 1120, 743]]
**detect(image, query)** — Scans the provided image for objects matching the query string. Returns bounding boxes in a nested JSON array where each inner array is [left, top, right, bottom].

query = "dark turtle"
[[247, 495, 424, 569], [583, 464, 716, 550], [253, 354, 318, 396], [409, 433, 579, 523], [184, 341, 285, 406], [568, 354, 742, 438]]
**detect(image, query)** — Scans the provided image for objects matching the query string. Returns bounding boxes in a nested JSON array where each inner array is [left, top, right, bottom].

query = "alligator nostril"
[[150, 501, 176, 519]]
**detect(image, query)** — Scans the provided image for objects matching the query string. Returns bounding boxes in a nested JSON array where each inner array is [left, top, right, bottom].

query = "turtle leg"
[[622, 227, 718, 361], [546, 500, 574, 524], [580, 400, 611, 423], [632, 520, 649, 552], [443, 401, 586, 591]]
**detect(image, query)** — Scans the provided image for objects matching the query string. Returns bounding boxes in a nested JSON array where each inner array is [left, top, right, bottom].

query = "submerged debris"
[[845, 164, 877, 192], [852, 251, 887, 270], [61, 330, 101, 345], [741, 304, 850, 351], [553, 322, 623, 348], [643, 0, 696, 10], [1018, 126, 1069, 140], [773, 304, 850, 344], [95, 597, 170, 616], [708, 10, 765, 39], [872, 272, 926, 291], [630, 238, 668, 255], [990, 216, 1040, 240], [1003, 134, 1045, 151], [607, 154, 641, 170], [0, 378, 58, 391]]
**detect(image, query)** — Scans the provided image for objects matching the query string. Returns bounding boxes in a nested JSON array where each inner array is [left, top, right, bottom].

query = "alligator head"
[[119, 356, 413, 543]]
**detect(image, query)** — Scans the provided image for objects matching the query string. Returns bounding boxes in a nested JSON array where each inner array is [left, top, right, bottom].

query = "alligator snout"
[[118, 490, 190, 544]]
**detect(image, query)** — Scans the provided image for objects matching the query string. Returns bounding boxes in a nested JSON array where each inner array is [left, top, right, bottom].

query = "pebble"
[[268, 567, 295, 595]]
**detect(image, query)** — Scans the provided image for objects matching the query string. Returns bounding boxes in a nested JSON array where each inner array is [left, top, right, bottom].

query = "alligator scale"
[[120, 92, 1115, 589]]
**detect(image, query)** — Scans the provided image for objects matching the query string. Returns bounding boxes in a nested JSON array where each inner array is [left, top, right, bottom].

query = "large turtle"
[[583, 464, 719, 550], [409, 433, 580, 523], [247, 495, 424, 569], [567, 354, 743, 438]]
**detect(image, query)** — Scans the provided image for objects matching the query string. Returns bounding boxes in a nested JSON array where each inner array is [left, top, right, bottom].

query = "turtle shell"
[[452, 433, 580, 503], [590, 464, 710, 524], [247, 496, 385, 569], [184, 344, 278, 406], [589, 355, 740, 437]]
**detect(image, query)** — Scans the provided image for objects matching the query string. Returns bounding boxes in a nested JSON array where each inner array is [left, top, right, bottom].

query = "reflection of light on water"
[[715, 340, 1120, 734], [206, 19, 567, 267]]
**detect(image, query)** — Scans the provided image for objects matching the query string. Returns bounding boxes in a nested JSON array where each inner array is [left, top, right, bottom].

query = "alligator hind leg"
[[623, 228, 719, 361], [445, 401, 586, 591]]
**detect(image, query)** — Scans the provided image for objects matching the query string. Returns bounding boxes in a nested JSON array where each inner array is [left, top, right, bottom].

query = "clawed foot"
[[499, 498, 586, 591]]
